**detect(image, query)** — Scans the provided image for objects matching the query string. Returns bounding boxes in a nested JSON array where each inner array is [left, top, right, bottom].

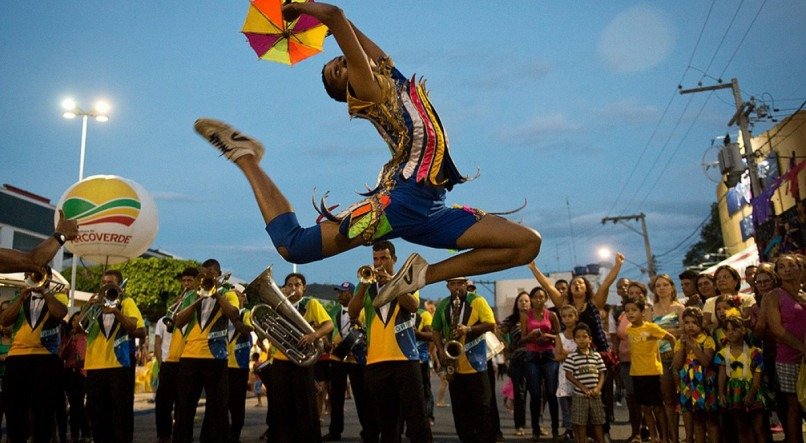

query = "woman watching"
[[500, 291, 532, 437]]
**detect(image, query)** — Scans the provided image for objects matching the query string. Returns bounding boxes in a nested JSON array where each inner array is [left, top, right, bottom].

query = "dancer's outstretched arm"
[[282, 2, 383, 102]]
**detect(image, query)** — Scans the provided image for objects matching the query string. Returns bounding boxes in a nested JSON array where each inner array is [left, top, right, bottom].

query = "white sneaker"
[[373, 253, 428, 308], [194, 118, 265, 163]]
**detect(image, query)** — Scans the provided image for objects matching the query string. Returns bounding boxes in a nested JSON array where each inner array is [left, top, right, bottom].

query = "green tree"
[[70, 257, 200, 323], [683, 202, 725, 267]]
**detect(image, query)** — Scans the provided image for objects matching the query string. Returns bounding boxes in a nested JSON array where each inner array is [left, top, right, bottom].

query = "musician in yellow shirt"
[[265, 272, 333, 443], [0, 266, 68, 443], [83, 269, 146, 443], [172, 259, 241, 443]]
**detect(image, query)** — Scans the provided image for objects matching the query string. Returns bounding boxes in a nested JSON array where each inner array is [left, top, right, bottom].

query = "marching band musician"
[[266, 272, 333, 443], [415, 301, 436, 426], [324, 281, 369, 442], [83, 269, 146, 443], [432, 276, 496, 443], [226, 285, 253, 443], [347, 241, 431, 443], [0, 266, 68, 443], [153, 266, 199, 443], [172, 259, 240, 443]]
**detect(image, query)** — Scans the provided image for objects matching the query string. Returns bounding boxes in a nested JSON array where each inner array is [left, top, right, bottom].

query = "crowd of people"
[[493, 255, 806, 443]]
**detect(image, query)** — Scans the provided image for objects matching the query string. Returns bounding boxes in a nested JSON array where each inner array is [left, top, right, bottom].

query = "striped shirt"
[[562, 348, 605, 395]]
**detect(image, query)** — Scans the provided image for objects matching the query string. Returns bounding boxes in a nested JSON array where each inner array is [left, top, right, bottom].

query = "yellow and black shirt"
[[227, 309, 253, 370], [329, 305, 366, 365], [164, 291, 198, 364], [432, 292, 495, 374], [271, 297, 331, 362], [85, 297, 145, 370], [8, 292, 69, 357], [181, 290, 240, 360], [362, 284, 420, 365]]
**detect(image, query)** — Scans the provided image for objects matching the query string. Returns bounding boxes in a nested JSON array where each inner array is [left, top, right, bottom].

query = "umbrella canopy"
[[242, 0, 329, 65]]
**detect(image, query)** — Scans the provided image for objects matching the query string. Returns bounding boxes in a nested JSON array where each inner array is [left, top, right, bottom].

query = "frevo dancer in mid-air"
[[195, 2, 540, 305]]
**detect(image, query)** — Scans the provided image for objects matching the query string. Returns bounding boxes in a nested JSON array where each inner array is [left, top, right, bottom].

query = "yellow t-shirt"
[[672, 332, 715, 362], [271, 297, 332, 362], [181, 291, 240, 360], [8, 292, 69, 356], [228, 310, 253, 369], [164, 290, 198, 363], [627, 321, 668, 376], [85, 297, 145, 370], [363, 285, 420, 365]]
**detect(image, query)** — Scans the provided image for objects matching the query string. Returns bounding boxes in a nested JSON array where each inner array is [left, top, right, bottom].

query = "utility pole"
[[601, 213, 656, 278], [679, 78, 762, 197]]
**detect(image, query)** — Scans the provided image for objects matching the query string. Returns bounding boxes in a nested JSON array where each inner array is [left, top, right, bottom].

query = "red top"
[[525, 308, 554, 353]]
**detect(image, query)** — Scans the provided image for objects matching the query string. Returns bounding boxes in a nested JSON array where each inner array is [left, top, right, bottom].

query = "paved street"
[[131, 372, 787, 442]]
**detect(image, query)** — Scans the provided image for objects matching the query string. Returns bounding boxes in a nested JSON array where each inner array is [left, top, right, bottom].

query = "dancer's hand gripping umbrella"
[[242, 0, 328, 65]]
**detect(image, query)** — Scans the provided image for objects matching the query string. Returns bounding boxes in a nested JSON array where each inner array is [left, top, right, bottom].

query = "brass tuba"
[[246, 267, 323, 367]]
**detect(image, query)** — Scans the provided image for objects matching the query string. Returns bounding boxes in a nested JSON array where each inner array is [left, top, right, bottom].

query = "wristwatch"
[[53, 232, 66, 246]]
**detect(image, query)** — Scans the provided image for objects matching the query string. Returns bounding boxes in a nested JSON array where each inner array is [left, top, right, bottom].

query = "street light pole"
[[601, 213, 656, 278], [62, 98, 110, 307]]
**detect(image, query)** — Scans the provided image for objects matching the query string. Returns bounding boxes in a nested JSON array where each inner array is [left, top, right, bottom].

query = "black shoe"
[[640, 426, 650, 441], [323, 433, 341, 441]]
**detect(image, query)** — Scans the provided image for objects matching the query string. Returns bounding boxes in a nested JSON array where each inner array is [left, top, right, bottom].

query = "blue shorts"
[[340, 178, 479, 249]]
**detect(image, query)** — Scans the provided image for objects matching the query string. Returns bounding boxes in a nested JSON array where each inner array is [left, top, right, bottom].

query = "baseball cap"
[[334, 281, 356, 292], [446, 276, 468, 282], [466, 280, 477, 290]]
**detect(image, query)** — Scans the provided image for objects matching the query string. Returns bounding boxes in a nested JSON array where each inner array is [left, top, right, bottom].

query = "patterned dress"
[[714, 344, 765, 410], [675, 333, 718, 412]]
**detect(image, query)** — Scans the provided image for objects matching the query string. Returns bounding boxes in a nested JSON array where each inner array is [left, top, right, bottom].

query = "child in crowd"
[[715, 316, 766, 443], [712, 296, 743, 347], [563, 323, 606, 443], [250, 352, 264, 407], [624, 296, 675, 443], [555, 305, 580, 441], [673, 307, 718, 443]]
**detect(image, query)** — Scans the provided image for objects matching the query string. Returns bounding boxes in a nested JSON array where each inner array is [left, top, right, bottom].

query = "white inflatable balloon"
[[55, 175, 159, 264]]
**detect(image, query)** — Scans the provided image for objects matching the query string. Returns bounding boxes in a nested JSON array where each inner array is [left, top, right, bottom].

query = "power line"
[[717, 0, 769, 80], [698, 0, 746, 84]]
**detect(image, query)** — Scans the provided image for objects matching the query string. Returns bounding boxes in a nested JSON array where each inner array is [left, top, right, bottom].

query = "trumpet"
[[24, 267, 66, 297], [198, 272, 231, 297], [357, 265, 378, 284], [247, 266, 323, 367]]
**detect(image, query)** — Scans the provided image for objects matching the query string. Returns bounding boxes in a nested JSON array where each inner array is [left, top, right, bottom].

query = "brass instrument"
[[443, 297, 464, 382], [356, 265, 377, 284], [198, 272, 231, 297], [246, 266, 323, 367], [162, 288, 190, 333], [78, 279, 126, 333], [24, 267, 66, 296]]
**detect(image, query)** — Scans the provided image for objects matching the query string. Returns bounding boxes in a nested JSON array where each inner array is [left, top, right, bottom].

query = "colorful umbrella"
[[241, 0, 329, 65]]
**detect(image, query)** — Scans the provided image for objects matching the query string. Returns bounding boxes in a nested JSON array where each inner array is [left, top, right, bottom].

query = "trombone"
[[197, 272, 231, 297], [77, 279, 126, 334], [23, 267, 66, 297], [162, 288, 191, 333]]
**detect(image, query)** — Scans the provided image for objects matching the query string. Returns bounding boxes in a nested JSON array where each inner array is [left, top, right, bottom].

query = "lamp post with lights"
[[61, 98, 110, 306]]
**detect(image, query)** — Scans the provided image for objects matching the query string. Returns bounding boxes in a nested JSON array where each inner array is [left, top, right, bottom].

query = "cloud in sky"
[[597, 97, 660, 125], [598, 4, 675, 73], [499, 113, 582, 145]]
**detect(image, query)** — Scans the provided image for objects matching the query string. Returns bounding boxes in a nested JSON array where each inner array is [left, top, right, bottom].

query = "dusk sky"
[[2, 1, 804, 303]]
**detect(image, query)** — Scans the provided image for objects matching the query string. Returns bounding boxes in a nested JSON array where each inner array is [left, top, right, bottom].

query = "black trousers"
[[228, 367, 249, 442], [329, 361, 370, 439], [154, 361, 179, 438], [487, 360, 501, 437], [364, 360, 432, 443], [267, 359, 321, 443], [174, 358, 229, 443], [3, 354, 61, 443], [86, 367, 132, 443], [449, 371, 494, 443], [420, 361, 435, 421], [64, 367, 90, 440]]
